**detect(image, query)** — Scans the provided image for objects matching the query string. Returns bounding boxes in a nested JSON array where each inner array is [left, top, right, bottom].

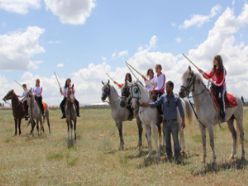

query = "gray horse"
[[27, 90, 51, 135], [65, 86, 77, 145], [101, 80, 143, 151], [179, 66, 245, 163]]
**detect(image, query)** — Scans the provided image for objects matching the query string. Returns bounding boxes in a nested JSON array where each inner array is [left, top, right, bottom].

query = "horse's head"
[[179, 66, 197, 98], [101, 80, 111, 102], [128, 81, 142, 111], [3, 90, 15, 101]]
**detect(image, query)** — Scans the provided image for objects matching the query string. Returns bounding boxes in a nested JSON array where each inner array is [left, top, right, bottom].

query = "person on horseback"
[[153, 64, 166, 99], [114, 73, 133, 120], [60, 78, 80, 119], [142, 68, 156, 94], [18, 84, 29, 120], [33, 79, 44, 115], [198, 55, 227, 119]]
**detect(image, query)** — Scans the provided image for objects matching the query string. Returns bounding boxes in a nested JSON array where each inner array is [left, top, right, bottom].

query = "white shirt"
[[154, 73, 166, 92], [20, 90, 28, 102], [33, 86, 43, 97], [145, 77, 156, 92]]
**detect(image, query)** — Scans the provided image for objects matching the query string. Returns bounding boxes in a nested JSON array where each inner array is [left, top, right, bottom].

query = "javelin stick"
[[125, 61, 145, 78], [14, 80, 23, 87], [182, 53, 201, 70], [126, 63, 139, 81], [54, 72, 62, 90], [105, 73, 115, 83]]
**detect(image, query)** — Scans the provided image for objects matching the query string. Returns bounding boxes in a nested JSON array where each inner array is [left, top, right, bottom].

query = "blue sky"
[[0, 0, 248, 105]]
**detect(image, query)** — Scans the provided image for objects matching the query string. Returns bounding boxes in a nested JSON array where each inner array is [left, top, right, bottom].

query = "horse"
[[101, 80, 143, 151], [65, 86, 77, 145], [128, 81, 193, 159], [179, 66, 245, 163], [3, 90, 25, 136], [27, 90, 51, 135]]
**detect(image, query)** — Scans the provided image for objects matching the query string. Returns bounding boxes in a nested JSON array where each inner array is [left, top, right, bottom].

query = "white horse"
[[179, 66, 245, 163], [129, 81, 193, 159], [27, 90, 51, 136], [27, 90, 44, 136], [101, 81, 143, 151]]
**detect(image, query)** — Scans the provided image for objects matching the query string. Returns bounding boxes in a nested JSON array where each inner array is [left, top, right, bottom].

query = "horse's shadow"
[[192, 158, 248, 176]]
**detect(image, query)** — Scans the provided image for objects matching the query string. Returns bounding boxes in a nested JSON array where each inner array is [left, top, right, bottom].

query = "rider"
[[33, 79, 44, 115], [18, 84, 29, 120], [114, 73, 133, 120], [60, 78, 80, 119], [153, 64, 166, 99], [114, 73, 132, 89], [198, 55, 227, 119], [142, 68, 156, 93]]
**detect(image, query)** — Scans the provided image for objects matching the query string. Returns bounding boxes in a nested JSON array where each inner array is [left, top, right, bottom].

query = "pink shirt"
[[33, 86, 43, 97], [145, 77, 156, 92]]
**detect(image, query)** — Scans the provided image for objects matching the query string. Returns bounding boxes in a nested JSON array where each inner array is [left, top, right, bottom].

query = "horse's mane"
[[110, 85, 120, 97]]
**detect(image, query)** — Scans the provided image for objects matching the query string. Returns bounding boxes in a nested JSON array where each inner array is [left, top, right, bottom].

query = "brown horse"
[[3, 90, 25, 136]]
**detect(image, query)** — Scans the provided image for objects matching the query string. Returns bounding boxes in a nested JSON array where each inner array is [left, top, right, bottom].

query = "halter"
[[181, 72, 208, 99], [130, 83, 141, 101]]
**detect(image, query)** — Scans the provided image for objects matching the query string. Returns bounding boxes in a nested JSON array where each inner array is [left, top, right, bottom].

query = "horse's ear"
[[188, 66, 192, 72], [101, 81, 105, 85], [107, 80, 110, 85]]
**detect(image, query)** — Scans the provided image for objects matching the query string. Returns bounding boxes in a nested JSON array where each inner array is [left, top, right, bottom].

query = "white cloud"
[[0, 26, 45, 70], [48, 40, 61, 45], [175, 37, 182, 44], [0, 0, 41, 14], [112, 50, 128, 58], [149, 35, 157, 49], [182, 4, 221, 29], [57, 63, 64, 68], [44, 0, 96, 25]]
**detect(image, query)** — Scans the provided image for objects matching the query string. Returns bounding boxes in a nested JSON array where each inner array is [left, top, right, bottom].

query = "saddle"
[[42, 102, 48, 111], [211, 90, 237, 109]]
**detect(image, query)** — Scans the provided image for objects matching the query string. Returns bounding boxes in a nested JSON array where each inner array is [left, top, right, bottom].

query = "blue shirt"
[[150, 93, 185, 121]]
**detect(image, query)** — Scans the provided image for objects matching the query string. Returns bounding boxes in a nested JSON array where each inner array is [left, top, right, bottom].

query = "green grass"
[[0, 108, 248, 185]]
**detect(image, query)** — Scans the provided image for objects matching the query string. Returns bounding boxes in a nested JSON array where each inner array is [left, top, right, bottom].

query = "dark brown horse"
[[3, 90, 25, 136]]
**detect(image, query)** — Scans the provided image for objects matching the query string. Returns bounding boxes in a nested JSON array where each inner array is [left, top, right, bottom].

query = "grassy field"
[[0, 108, 248, 186]]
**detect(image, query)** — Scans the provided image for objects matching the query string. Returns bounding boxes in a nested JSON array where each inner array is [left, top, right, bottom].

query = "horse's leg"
[[67, 120, 70, 141], [227, 118, 237, 160], [207, 125, 216, 163], [18, 119, 21, 135], [157, 116, 162, 148], [36, 120, 40, 136], [46, 111, 51, 134], [152, 122, 160, 159], [136, 116, 143, 151], [116, 121, 124, 150], [179, 127, 186, 155], [14, 119, 17, 136], [199, 124, 207, 163], [235, 117, 245, 159], [74, 119, 77, 141], [146, 125, 152, 158]]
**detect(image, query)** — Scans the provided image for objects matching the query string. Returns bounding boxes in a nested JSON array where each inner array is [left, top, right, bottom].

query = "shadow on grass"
[[192, 158, 248, 176]]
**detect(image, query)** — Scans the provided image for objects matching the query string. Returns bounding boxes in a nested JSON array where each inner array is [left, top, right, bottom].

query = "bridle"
[[180, 72, 208, 99]]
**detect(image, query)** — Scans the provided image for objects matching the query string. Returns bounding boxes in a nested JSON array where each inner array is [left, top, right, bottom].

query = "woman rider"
[[60, 78, 80, 119], [198, 55, 227, 119]]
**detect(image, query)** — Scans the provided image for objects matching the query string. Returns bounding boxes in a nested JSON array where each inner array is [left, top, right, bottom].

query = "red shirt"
[[203, 68, 226, 87]]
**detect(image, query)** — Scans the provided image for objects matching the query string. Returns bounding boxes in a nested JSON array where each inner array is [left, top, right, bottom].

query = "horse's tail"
[[184, 99, 193, 125]]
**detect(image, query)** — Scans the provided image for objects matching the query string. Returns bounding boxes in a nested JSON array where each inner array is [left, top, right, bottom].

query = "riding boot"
[[60, 98, 66, 119]]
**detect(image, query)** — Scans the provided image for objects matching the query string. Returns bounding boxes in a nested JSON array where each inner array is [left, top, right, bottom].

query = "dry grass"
[[0, 108, 248, 186]]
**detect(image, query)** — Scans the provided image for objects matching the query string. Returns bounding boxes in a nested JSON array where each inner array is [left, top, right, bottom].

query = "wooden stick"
[[54, 72, 62, 89], [182, 53, 200, 70], [14, 80, 23, 87], [125, 61, 145, 78]]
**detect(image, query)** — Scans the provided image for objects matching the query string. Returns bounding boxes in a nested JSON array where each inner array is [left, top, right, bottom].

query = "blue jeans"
[[163, 119, 181, 159]]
